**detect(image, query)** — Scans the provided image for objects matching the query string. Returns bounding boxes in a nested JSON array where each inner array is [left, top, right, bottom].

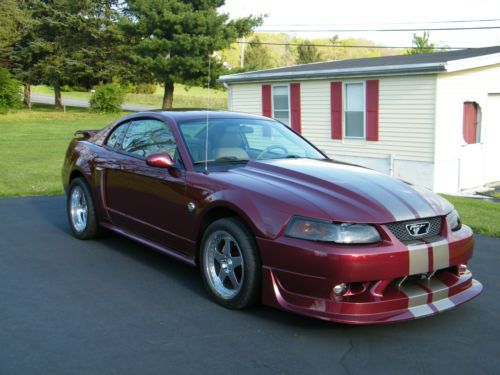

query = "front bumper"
[[258, 224, 482, 324]]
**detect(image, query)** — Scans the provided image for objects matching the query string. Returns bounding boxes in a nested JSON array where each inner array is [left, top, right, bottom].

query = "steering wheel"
[[256, 145, 288, 160]]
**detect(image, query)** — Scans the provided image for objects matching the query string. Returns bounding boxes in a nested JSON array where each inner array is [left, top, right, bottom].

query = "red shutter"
[[290, 83, 301, 133], [463, 102, 477, 144], [366, 80, 379, 141], [330, 82, 342, 139], [262, 84, 272, 117]]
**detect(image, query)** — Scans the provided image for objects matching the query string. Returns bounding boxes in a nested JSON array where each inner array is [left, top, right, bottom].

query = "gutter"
[[219, 62, 447, 84]]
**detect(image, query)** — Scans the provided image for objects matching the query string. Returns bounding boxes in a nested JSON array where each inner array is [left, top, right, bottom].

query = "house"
[[218, 46, 500, 193]]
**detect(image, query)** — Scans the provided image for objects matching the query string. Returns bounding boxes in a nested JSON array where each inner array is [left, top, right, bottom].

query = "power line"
[[234, 41, 467, 50], [257, 26, 500, 32], [263, 18, 500, 27]]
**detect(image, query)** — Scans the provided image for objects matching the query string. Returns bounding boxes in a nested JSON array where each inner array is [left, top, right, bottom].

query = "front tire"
[[67, 177, 101, 240], [200, 218, 261, 309]]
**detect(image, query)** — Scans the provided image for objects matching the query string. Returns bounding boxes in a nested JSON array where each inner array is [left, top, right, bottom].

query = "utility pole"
[[240, 36, 245, 69]]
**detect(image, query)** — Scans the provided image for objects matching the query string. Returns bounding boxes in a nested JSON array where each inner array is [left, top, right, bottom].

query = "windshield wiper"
[[193, 157, 249, 165]]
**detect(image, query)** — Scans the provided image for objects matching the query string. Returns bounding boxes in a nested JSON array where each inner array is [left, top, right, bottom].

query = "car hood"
[[232, 158, 452, 224]]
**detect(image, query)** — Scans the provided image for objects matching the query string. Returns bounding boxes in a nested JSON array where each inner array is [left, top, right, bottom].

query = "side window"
[[272, 85, 290, 126], [121, 119, 177, 159], [106, 123, 129, 149], [344, 82, 365, 138]]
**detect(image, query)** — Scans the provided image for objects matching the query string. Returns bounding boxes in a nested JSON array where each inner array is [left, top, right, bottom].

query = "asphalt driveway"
[[1, 196, 498, 374]]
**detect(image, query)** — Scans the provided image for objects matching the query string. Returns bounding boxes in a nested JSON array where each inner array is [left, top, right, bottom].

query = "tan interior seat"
[[213, 128, 249, 160]]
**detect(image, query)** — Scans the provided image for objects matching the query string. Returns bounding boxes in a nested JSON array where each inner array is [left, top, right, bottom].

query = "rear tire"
[[200, 217, 261, 309], [67, 177, 101, 240]]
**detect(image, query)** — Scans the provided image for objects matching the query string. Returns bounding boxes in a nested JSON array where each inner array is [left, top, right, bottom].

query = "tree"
[[121, 0, 261, 109], [407, 31, 436, 55], [0, 67, 21, 114], [243, 36, 273, 70], [10, 0, 124, 109], [0, 0, 31, 106], [0, 0, 25, 68], [296, 41, 322, 64]]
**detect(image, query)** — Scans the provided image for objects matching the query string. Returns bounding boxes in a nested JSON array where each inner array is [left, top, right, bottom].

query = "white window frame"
[[272, 84, 291, 126], [343, 81, 366, 139]]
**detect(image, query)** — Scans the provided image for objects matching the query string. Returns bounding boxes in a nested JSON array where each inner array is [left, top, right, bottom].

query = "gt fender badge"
[[187, 202, 196, 212]]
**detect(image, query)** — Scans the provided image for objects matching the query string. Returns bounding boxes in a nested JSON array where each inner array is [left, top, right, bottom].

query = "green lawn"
[[0, 106, 126, 197], [443, 195, 500, 237], [32, 83, 228, 109]]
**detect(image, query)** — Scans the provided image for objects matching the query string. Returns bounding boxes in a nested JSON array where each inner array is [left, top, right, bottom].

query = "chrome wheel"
[[204, 230, 244, 299], [70, 185, 88, 233]]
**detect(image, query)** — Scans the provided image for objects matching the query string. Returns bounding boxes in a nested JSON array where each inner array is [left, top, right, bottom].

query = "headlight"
[[285, 216, 381, 244], [447, 209, 462, 231]]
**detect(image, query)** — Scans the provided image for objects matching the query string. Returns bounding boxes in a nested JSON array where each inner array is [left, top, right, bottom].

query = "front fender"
[[197, 189, 294, 240]]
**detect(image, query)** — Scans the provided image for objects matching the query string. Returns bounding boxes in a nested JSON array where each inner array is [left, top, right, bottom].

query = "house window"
[[344, 82, 365, 138], [272, 85, 290, 126], [463, 102, 481, 144]]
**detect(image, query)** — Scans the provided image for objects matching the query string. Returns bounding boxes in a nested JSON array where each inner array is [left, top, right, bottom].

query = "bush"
[[133, 83, 157, 94], [61, 84, 88, 92], [0, 68, 21, 114], [89, 83, 125, 113]]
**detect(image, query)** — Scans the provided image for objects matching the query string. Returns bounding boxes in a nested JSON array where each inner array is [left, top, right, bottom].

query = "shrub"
[[61, 84, 88, 92], [0, 68, 21, 114], [89, 83, 125, 113], [133, 83, 157, 94]]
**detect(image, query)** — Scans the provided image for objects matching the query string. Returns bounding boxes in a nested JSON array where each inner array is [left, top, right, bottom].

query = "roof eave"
[[218, 63, 447, 84]]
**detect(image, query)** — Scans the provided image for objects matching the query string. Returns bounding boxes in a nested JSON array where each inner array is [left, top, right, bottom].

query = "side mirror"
[[146, 153, 174, 168]]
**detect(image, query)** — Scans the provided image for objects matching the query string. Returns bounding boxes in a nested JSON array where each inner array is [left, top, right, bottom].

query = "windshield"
[[178, 118, 325, 168]]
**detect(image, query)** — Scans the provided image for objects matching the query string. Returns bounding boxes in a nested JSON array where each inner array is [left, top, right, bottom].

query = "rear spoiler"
[[74, 129, 98, 139]]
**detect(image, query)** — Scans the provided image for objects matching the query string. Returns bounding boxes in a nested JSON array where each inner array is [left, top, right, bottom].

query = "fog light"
[[333, 283, 347, 296], [459, 264, 468, 275]]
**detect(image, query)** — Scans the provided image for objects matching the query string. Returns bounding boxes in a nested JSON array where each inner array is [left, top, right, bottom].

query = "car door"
[[103, 118, 193, 256]]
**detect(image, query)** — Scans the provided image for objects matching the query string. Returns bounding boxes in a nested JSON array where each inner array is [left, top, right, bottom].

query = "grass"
[[0, 105, 127, 197], [443, 195, 500, 237], [32, 83, 228, 109]]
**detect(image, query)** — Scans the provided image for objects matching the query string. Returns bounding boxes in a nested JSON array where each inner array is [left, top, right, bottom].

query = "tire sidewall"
[[200, 217, 261, 309]]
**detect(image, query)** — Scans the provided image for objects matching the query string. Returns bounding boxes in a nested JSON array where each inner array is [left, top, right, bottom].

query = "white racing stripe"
[[429, 236, 450, 271], [432, 298, 455, 312], [400, 283, 435, 318], [409, 304, 435, 318], [400, 283, 428, 308], [407, 241, 429, 275], [419, 278, 449, 302], [419, 278, 455, 311]]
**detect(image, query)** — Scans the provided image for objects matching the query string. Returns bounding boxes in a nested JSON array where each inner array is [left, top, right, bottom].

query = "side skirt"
[[100, 222, 197, 267]]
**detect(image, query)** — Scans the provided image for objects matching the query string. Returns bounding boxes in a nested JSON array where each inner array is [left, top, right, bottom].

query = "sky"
[[220, 0, 500, 48]]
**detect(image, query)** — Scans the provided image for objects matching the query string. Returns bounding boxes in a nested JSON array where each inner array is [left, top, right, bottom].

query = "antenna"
[[204, 56, 211, 175]]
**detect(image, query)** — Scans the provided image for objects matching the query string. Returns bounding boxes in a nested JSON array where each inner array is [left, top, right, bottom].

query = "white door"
[[483, 94, 500, 184], [459, 143, 483, 190]]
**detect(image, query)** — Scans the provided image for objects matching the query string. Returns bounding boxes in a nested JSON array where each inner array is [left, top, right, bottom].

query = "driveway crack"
[[339, 336, 355, 375]]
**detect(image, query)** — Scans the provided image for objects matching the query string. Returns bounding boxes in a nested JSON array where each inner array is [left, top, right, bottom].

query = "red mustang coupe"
[[62, 111, 482, 324]]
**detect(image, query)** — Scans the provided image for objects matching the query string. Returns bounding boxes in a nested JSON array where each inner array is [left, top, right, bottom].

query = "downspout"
[[389, 153, 395, 177]]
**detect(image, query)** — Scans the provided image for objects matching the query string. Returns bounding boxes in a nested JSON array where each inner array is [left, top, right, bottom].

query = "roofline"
[[219, 62, 447, 83], [445, 52, 500, 73], [219, 51, 500, 84]]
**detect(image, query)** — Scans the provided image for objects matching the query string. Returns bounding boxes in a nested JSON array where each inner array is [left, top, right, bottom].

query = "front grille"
[[386, 216, 442, 242]]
